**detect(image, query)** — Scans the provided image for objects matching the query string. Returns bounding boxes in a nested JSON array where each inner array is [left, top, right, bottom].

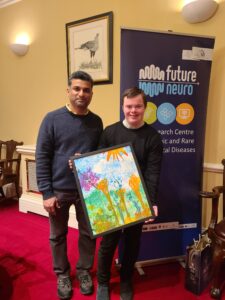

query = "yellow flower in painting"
[[96, 178, 109, 194], [129, 174, 141, 191], [129, 174, 145, 210], [106, 147, 128, 161]]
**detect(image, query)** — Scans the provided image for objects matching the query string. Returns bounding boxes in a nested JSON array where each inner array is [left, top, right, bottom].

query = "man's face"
[[67, 79, 93, 112], [122, 95, 146, 127]]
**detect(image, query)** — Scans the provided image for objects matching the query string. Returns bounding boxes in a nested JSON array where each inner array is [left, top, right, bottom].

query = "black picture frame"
[[71, 143, 155, 238], [66, 11, 113, 85]]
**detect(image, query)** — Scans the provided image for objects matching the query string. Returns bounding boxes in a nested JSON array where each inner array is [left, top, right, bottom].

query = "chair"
[[0, 140, 23, 199], [200, 159, 225, 299]]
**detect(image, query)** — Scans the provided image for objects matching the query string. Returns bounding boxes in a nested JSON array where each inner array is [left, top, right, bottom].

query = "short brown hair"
[[121, 87, 147, 108]]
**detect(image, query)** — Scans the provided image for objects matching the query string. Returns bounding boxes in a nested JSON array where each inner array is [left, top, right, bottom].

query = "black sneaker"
[[120, 280, 133, 300], [77, 271, 94, 295], [57, 275, 73, 299], [96, 284, 110, 300]]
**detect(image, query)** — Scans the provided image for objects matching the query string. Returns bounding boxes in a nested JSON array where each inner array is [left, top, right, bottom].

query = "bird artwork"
[[75, 33, 101, 69]]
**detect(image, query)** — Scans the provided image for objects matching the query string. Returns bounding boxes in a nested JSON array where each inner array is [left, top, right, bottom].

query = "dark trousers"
[[49, 190, 96, 277], [97, 223, 143, 285]]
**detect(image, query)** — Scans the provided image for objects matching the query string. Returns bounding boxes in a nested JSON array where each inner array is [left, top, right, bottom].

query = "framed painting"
[[71, 143, 155, 238], [66, 11, 113, 85]]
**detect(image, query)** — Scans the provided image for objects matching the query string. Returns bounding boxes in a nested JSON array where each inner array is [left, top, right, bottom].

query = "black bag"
[[185, 233, 213, 295]]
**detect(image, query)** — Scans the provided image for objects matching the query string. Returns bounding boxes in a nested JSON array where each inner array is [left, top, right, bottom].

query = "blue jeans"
[[49, 190, 96, 276]]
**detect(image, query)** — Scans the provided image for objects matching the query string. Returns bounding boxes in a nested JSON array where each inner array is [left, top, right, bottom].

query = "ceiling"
[[0, 0, 22, 8]]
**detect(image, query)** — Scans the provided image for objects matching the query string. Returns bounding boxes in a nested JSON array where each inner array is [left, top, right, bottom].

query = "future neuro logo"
[[139, 64, 197, 125], [139, 64, 197, 97]]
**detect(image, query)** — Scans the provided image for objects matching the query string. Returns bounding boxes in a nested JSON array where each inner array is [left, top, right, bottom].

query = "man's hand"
[[68, 152, 81, 170], [43, 196, 60, 215], [68, 160, 73, 169], [144, 205, 158, 224]]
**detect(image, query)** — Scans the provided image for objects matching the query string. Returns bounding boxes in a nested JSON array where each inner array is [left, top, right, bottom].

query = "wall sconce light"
[[10, 33, 30, 56], [10, 43, 29, 56], [182, 0, 218, 23]]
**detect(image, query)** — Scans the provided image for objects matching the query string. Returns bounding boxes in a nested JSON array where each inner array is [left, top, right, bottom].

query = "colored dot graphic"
[[157, 103, 176, 125], [144, 101, 195, 125], [144, 102, 157, 124], [176, 103, 194, 125]]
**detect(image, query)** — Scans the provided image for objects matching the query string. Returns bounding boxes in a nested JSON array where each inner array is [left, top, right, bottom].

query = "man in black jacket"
[[36, 71, 103, 299], [96, 87, 163, 300]]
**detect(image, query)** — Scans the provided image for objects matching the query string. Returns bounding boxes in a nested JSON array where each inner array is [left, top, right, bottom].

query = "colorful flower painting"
[[72, 143, 154, 237]]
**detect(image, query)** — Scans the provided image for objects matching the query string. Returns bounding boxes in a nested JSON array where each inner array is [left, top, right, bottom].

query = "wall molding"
[[17, 145, 35, 155], [203, 162, 223, 173]]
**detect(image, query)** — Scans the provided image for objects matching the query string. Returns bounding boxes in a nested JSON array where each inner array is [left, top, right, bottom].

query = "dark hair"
[[121, 87, 147, 108], [68, 71, 94, 88]]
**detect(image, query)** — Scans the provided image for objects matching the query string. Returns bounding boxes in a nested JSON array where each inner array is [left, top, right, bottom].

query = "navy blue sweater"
[[36, 106, 103, 200], [99, 122, 163, 205]]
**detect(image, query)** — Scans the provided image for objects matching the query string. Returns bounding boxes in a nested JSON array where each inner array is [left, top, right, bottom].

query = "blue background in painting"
[[120, 29, 215, 260]]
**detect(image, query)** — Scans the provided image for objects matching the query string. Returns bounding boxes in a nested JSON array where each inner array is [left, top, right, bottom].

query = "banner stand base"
[[115, 255, 185, 276]]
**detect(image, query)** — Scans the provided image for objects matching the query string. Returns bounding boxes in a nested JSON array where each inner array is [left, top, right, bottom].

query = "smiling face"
[[122, 94, 146, 127], [67, 79, 93, 114]]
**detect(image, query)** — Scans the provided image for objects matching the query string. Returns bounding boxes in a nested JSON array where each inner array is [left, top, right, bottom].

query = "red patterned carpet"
[[0, 199, 220, 300]]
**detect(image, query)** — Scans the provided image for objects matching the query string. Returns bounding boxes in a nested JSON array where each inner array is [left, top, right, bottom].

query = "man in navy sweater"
[[36, 71, 103, 299]]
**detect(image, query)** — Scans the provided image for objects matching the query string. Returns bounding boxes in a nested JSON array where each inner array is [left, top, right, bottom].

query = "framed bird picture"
[[66, 11, 113, 85]]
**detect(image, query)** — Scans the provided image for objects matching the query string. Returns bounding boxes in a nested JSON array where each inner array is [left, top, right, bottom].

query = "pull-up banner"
[[120, 28, 215, 261]]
